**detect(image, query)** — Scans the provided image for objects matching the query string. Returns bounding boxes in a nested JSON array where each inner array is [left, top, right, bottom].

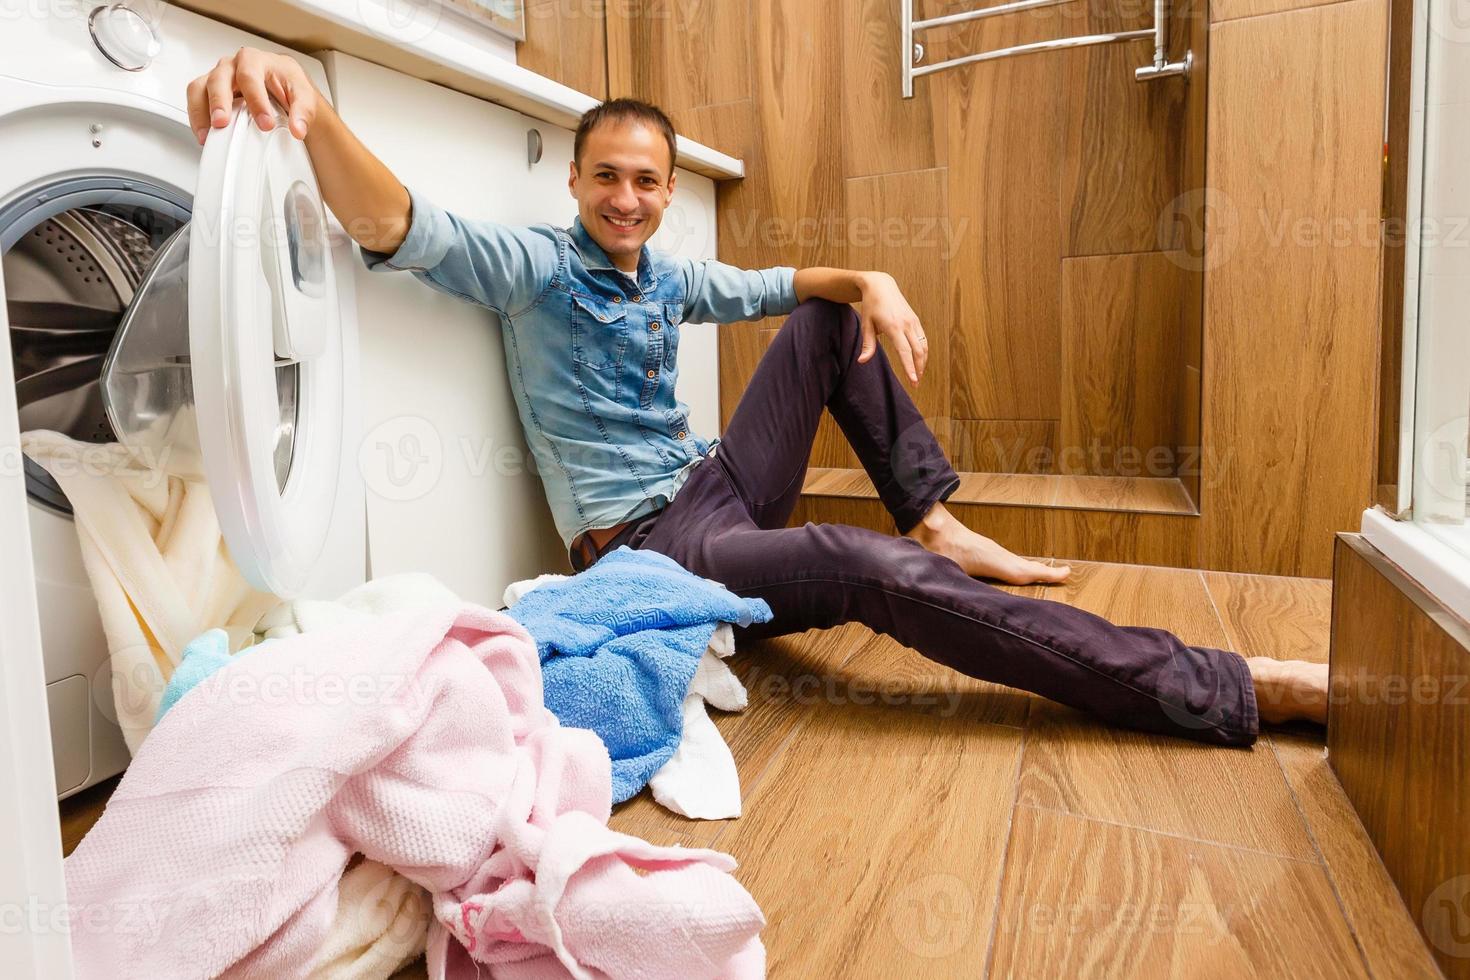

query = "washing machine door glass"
[[187, 101, 346, 598]]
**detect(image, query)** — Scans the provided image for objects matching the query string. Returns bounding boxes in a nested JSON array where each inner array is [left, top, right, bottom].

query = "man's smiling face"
[[568, 119, 676, 273]]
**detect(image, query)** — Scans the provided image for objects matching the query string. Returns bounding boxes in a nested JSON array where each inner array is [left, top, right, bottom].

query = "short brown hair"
[[573, 98, 678, 178]]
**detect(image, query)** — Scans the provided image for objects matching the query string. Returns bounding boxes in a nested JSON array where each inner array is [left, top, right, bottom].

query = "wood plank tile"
[[1203, 571, 1333, 664], [803, 467, 1060, 508], [515, 0, 564, 93], [553, 0, 610, 100], [609, 622, 875, 845], [1272, 732, 1445, 979], [1059, 253, 1188, 481], [1201, 0, 1386, 577], [1016, 562, 1317, 859], [952, 420, 1058, 475], [1061, 5, 1182, 256], [840, 0, 948, 178], [951, 471, 1060, 508], [612, 0, 752, 111], [990, 806, 1368, 978], [837, 625, 1037, 732], [843, 169, 954, 459], [946, 11, 1066, 422], [1212, 0, 1354, 24], [1045, 508, 1200, 569], [1050, 476, 1196, 515], [711, 672, 1024, 976]]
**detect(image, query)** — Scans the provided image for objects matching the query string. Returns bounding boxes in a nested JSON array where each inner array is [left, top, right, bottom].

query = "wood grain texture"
[[990, 806, 1368, 978], [1273, 732, 1446, 980], [607, 0, 751, 109], [946, 10, 1066, 422], [709, 646, 1025, 977], [1203, 570, 1333, 663], [1045, 507, 1200, 567], [952, 420, 1058, 474], [1015, 562, 1318, 858], [1061, 2, 1183, 256], [837, 169, 954, 465], [1050, 475, 1196, 514], [1201, 0, 1387, 576], [516, 0, 608, 100], [1060, 253, 1188, 479], [609, 622, 875, 845], [796, 473, 1206, 566], [1212, 0, 1356, 24], [1328, 533, 1470, 979], [840, 0, 947, 178]]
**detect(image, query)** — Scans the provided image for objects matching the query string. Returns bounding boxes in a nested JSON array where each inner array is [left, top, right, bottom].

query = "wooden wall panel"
[[1202, 0, 1387, 575], [946, 12, 1066, 422], [952, 420, 1058, 474], [1059, 252, 1187, 479], [839, 0, 947, 178], [1328, 533, 1470, 980], [517, 0, 608, 100], [1061, 12, 1182, 256], [1212, 0, 1353, 24], [837, 169, 954, 458], [606, 0, 751, 107]]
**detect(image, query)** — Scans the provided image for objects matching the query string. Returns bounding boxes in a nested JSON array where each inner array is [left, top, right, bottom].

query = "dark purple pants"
[[571, 299, 1259, 745]]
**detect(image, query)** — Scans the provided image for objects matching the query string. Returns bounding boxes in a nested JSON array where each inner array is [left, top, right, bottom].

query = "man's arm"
[[186, 48, 556, 315], [187, 48, 411, 253], [794, 268, 929, 385]]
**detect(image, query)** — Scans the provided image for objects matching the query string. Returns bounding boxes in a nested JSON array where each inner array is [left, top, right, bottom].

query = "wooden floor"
[[606, 558, 1442, 979], [61, 559, 1442, 978]]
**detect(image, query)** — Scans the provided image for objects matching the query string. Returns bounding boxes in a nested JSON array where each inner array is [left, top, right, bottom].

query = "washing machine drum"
[[98, 102, 348, 598]]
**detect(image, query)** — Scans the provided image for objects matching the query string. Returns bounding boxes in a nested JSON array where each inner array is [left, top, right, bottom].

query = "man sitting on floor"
[[187, 50, 1329, 743]]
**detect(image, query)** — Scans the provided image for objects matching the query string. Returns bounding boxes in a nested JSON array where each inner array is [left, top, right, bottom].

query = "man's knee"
[[782, 298, 860, 358]]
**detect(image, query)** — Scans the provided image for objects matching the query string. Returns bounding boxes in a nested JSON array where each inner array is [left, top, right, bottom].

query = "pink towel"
[[63, 604, 765, 979]]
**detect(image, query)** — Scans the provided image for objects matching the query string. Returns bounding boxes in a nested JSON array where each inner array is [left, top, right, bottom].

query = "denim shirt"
[[359, 187, 799, 551]]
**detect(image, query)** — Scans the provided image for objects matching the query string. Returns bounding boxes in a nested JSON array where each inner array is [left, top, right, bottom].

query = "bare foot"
[[1246, 657, 1329, 725], [905, 501, 1071, 585]]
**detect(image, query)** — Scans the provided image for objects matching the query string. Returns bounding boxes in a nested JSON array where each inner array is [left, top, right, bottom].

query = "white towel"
[[254, 571, 461, 641], [21, 430, 278, 753], [503, 573, 748, 820]]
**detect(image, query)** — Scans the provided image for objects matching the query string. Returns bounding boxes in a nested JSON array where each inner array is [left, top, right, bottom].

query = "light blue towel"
[[506, 546, 773, 803], [155, 628, 247, 723]]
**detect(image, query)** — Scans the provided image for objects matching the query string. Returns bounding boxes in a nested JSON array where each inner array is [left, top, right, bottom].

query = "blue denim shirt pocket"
[[662, 301, 685, 369], [569, 292, 629, 372]]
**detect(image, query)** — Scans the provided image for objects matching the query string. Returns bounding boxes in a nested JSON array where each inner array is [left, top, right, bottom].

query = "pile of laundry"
[[31, 431, 778, 979]]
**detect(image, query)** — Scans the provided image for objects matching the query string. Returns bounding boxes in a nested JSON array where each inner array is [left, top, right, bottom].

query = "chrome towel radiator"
[[901, 0, 1192, 97]]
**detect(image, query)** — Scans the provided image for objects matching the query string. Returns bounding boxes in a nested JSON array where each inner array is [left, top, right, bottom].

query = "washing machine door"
[[189, 102, 347, 598]]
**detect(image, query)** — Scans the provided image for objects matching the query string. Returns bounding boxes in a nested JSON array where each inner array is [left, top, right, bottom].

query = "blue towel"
[[155, 628, 247, 723], [506, 546, 772, 803]]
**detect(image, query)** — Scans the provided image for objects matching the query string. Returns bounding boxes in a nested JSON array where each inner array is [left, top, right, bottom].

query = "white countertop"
[[167, 0, 745, 180]]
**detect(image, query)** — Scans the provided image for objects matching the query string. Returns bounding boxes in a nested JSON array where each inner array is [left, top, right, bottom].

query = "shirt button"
[[646, 369, 657, 379], [633, 294, 643, 302], [649, 321, 660, 331], [676, 430, 687, 439], [611, 295, 623, 303]]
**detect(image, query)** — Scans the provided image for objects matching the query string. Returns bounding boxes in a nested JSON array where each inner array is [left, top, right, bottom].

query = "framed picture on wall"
[[441, 0, 525, 41]]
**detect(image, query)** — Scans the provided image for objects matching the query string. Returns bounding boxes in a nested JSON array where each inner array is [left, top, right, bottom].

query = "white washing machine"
[[0, 2, 367, 803]]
